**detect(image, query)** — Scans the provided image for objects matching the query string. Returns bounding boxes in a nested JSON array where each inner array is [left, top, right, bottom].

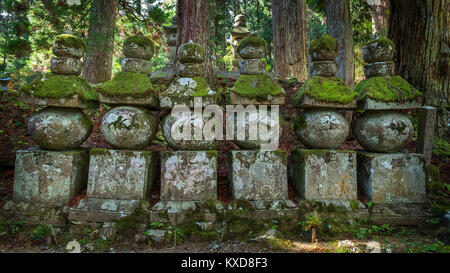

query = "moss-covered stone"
[[123, 35, 154, 60], [21, 73, 97, 101], [309, 34, 337, 55], [237, 34, 266, 53], [293, 76, 357, 106], [99, 71, 154, 98], [355, 76, 422, 102], [231, 74, 283, 100], [364, 38, 396, 53], [124, 35, 153, 48], [54, 34, 86, 51], [178, 43, 205, 64]]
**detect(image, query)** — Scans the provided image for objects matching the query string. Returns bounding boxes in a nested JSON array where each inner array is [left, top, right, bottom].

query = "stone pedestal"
[[69, 148, 157, 223], [290, 149, 357, 201], [357, 152, 427, 204], [229, 150, 288, 201]]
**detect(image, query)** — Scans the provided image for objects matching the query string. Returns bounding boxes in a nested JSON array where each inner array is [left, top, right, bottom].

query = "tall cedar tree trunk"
[[389, 0, 449, 138], [371, 0, 390, 36], [82, 0, 117, 84], [272, 0, 308, 82], [325, 0, 355, 87], [176, 0, 213, 83]]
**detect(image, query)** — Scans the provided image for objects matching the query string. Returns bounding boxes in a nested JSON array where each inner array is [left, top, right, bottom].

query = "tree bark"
[[388, 0, 449, 138], [272, 0, 308, 82], [371, 0, 390, 37], [176, 0, 212, 83], [325, 0, 355, 87], [82, 0, 117, 84]]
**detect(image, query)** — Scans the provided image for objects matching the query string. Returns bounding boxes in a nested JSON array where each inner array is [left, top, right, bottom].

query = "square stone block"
[[87, 149, 157, 200], [161, 151, 218, 201], [229, 92, 285, 105], [13, 148, 89, 206], [20, 93, 97, 109], [357, 152, 427, 204], [98, 93, 159, 109], [229, 150, 288, 200], [290, 149, 357, 201]]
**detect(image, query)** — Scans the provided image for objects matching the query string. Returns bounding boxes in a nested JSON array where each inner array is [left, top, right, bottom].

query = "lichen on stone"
[[309, 34, 337, 54], [124, 35, 153, 48], [231, 74, 283, 100], [364, 37, 396, 53], [21, 73, 97, 101], [293, 76, 357, 105], [355, 76, 422, 102], [237, 34, 266, 52], [54, 34, 86, 50], [99, 71, 155, 98]]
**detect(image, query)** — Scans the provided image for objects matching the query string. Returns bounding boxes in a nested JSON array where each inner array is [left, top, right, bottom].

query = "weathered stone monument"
[[230, 14, 250, 72], [150, 42, 222, 226], [291, 34, 365, 213], [69, 35, 159, 231], [6, 34, 97, 226], [353, 37, 431, 224], [151, 16, 179, 81]]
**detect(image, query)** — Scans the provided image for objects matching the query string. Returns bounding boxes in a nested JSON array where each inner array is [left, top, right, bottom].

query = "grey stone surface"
[[229, 91, 285, 105], [357, 97, 422, 110], [1, 200, 69, 227], [416, 106, 437, 166], [310, 50, 337, 62], [121, 58, 152, 75], [370, 203, 434, 225], [353, 111, 414, 153], [28, 107, 92, 151], [177, 63, 204, 77], [363, 42, 394, 63], [162, 111, 214, 150], [50, 57, 83, 75], [239, 59, 265, 75], [160, 151, 217, 201], [98, 92, 159, 109], [20, 92, 98, 109], [123, 42, 153, 60], [53, 45, 84, 59], [297, 94, 356, 109], [101, 106, 158, 150], [364, 61, 395, 77], [69, 198, 142, 222], [238, 45, 265, 59], [87, 149, 157, 200], [290, 149, 357, 201], [147, 229, 167, 242], [294, 109, 349, 149], [13, 148, 89, 206], [309, 61, 337, 77], [177, 43, 204, 63], [229, 150, 288, 200], [357, 152, 427, 204]]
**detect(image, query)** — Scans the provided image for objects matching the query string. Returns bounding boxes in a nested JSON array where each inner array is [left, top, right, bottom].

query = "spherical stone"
[[50, 57, 83, 75], [363, 39, 395, 63], [294, 109, 349, 149], [53, 34, 86, 59], [162, 111, 214, 150], [364, 61, 395, 78], [233, 110, 282, 150], [237, 35, 266, 59], [101, 106, 158, 149], [177, 43, 205, 64], [353, 111, 414, 153], [122, 36, 154, 60], [28, 107, 92, 151], [239, 59, 266, 75], [177, 63, 205, 77], [309, 61, 338, 77], [121, 58, 152, 75]]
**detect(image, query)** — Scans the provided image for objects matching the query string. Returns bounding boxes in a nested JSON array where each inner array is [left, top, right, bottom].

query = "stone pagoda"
[[69, 35, 159, 231], [230, 14, 250, 72], [151, 16, 179, 80], [291, 34, 365, 212], [7, 34, 97, 226], [353, 37, 430, 224]]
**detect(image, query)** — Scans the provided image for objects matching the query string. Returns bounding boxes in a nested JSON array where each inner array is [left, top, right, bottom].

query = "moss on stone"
[[293, 76, 357, 105], [237, 34, 266, 52], [124, 35, 153, 48], [190, 77, 212, 97], [99, 71, 154, 98], [179, 43, 204, 60], [231, 74, 283, 100], [365, 37, 396, 53], [54, 34, 86, 50], [355, 76, 422, 102], [309, 34, 337, 54], [21, 73, 97, 101]]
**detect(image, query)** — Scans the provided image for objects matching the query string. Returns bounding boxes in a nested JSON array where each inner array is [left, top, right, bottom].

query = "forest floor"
[[0, 82, 449, 253]]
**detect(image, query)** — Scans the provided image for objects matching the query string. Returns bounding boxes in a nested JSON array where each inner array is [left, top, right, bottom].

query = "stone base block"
[[229, 92, 285, 105], [161, 151, 218, 201], [295, 94, 356, 109], [121, 58, 152, 75], [357, 152, 427, 204], [371, 203, 435, 225], [98, 93, 159, 109], [13, 148, 89, 206], [229, 150, 288, 200], [357, 97, 422, 110], [20, 93, 98, 109], [69, 198, 143, 223], [290, 149, 357, 201], [1, 200, 69, 227], [297, 199, 369, 220], [87, 149, 157, 200]]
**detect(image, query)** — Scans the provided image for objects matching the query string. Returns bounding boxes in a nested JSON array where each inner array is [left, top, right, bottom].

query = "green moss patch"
[[293, 76, 357, 105], [231, 74, 283, 100], [99, 71, 154, 98], [190, 77, 211, 97], [355, 76, 422, 102], [54, 34, 86, 50], [309, 34, 337, 54], [21, 73, 97, 101], [179, 43, 204, 58], [124, 35, 153, 48], [237, 34, 266, 52], [365, 37, 396, 53]]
